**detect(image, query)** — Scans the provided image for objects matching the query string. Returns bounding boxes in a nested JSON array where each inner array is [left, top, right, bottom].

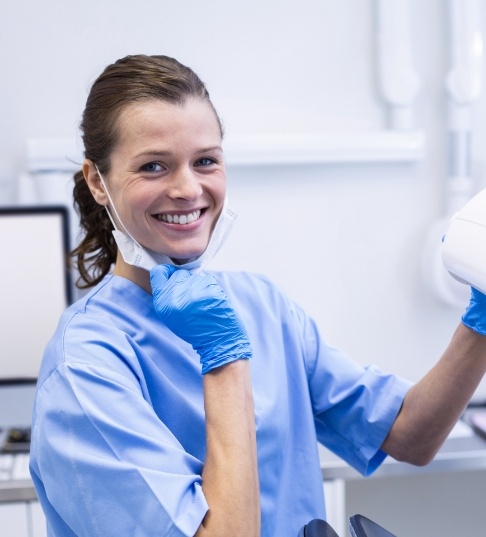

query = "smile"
[[155, 209, 202, 225]]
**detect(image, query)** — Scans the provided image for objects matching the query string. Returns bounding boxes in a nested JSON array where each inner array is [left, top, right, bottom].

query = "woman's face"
[[102, 98, 226, 264]]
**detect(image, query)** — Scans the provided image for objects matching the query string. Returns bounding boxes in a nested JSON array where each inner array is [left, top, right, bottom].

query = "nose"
[[166, 165, 203, 201]]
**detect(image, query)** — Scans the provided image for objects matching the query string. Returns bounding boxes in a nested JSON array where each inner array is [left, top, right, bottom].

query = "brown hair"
[[71, 54, 223, 288]]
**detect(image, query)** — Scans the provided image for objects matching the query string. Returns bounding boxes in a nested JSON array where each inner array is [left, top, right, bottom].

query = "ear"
[[83, 159, 109, 206]]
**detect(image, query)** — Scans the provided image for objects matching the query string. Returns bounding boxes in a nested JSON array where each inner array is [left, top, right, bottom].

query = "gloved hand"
[[462, 287, 486, 336], [150, 265, 252, 374]]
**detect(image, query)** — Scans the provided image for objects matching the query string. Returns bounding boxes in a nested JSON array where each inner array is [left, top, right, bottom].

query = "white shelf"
[[26, 138, 83, 173], [223, 130, 426, 166], [25, 131, 426, 173]]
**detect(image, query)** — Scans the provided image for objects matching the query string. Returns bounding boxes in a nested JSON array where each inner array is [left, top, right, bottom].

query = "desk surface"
[[4, 432, 486, 503], [2, 407, 486, 504], [0, 480, 36, 503]]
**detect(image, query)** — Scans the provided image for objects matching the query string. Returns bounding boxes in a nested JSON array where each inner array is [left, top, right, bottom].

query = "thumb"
[[150, 263, 177, 287]]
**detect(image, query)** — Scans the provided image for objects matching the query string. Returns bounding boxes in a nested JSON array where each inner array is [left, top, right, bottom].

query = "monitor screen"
[[0, 206, 71, 383]]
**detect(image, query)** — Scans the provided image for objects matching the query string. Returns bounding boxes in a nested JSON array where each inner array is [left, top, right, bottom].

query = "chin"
[[171, 258, 193, 266], [146, 243, 206, 265], [170, 252, 203, 265]]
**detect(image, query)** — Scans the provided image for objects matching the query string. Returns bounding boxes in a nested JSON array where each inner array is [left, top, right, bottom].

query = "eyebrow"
[[133, 146, 223, 159]]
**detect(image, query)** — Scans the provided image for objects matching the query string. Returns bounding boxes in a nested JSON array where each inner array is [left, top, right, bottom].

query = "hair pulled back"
[[71, 54, 222, 288]]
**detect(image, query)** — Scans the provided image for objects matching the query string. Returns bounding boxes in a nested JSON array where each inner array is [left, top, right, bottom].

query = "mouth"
[[153, 209, 202, 225]]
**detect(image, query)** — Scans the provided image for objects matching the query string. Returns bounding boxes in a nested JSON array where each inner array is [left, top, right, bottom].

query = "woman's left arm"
[[382, 322, 486, 465]]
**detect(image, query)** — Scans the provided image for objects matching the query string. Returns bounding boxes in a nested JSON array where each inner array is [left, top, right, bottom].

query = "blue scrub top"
[[30, 271, 410, 537]]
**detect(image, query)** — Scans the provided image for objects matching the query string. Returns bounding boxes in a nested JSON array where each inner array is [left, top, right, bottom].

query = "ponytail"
[[70, 170, 117, 288]]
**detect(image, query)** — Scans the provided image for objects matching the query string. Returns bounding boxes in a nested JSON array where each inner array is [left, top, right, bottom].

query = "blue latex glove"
[[462, 287, 486, 336], [150, 265, 252, 374]]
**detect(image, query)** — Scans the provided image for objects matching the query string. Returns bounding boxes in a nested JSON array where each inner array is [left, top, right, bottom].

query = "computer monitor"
[[0, 206, 71, 383]]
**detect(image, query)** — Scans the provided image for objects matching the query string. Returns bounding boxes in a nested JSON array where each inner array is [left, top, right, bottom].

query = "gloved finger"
[[471, 287, 486, 303], [462, 286, 486, 336], [170, 268, 192, 285], [151, 266, 193, 313], [150, 264, 178, 287]]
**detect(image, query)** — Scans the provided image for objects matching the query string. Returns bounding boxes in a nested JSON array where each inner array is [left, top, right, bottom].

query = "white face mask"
[[95, 165, 236, 273]]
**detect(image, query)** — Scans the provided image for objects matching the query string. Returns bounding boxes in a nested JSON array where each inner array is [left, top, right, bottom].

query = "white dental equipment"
[[422, 0, 484, 306], [442, 188, 486, 295], [444, 3, 486, 319]]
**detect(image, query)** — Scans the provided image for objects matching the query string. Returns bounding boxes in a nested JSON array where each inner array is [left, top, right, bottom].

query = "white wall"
[[1, 1, 486, 534], [2, 0, 483, 392]]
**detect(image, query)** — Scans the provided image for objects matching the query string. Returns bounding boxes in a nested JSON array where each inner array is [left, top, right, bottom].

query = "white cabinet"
[[27, 501, 47, 537], [0, 502, 29, 537], [0, 501, 46, 537]]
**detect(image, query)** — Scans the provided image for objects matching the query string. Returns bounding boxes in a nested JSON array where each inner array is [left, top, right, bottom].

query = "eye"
[[140, 162, 164, 173], [194, 157, 217, 167]]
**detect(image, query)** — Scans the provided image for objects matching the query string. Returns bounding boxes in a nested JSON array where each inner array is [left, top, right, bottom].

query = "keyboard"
[[0, 453, 31, 481]]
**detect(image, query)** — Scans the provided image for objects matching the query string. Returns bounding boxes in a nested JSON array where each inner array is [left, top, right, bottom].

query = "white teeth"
[[158, 209, 201, 224]]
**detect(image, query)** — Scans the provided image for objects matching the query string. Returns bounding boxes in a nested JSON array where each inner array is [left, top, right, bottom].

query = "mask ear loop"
[[94, 164, 143, 249]]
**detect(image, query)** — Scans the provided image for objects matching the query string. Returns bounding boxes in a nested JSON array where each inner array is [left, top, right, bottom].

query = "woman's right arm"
[[150, 265, 261, 537], [196, 359, 260, 536]]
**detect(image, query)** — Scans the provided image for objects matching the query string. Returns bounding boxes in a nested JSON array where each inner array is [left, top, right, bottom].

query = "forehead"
[[115, 98, 222, 146]]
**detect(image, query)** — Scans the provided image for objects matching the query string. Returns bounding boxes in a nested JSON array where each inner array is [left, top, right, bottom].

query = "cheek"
[[119, 183, 157, 214], [211, 176, 227, 204]]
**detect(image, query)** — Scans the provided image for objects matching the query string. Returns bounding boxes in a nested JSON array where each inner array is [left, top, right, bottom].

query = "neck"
[[113, 253, 152, 294]]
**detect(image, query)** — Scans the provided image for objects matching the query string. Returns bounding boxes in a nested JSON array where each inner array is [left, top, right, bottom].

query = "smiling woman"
[[28, 54, 486, 537]]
